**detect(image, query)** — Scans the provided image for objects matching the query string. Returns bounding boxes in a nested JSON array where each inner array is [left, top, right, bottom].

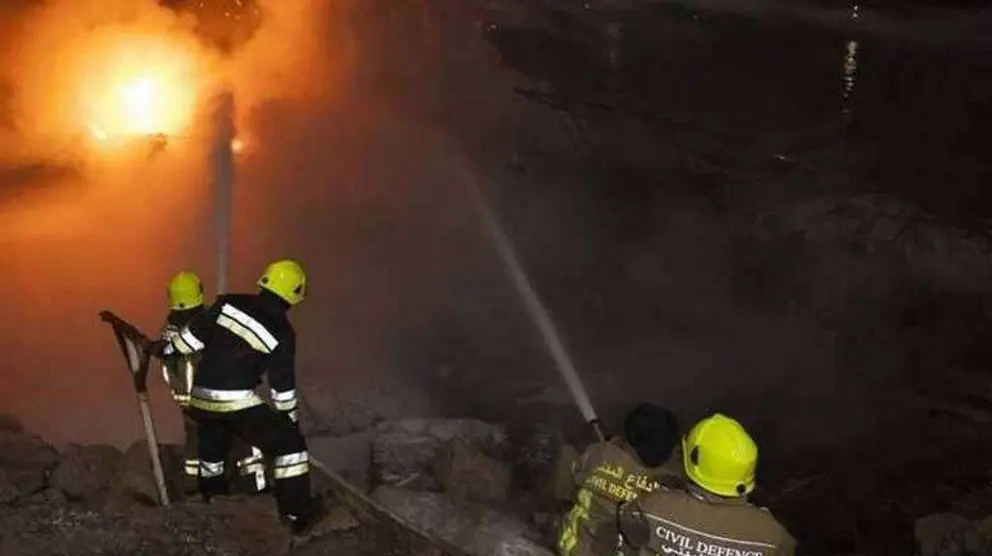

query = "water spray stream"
[[459, 165, 605, 441]]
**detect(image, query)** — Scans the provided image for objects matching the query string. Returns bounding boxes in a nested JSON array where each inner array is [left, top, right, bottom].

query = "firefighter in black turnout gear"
[[160, 271, 270, 495], [166, 259, 320, 537], [160, 271, 206, 490]]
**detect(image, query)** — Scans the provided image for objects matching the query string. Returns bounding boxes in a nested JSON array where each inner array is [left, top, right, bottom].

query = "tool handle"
[[137, 392, 171, 507]]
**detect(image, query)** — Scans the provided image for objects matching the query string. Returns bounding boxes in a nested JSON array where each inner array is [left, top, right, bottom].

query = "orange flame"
[[80, 33, 208, 142]]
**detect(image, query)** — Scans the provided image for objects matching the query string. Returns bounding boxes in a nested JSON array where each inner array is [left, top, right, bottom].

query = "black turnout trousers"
[[181, 410, 199, 475], [190, 404, 312, 519]]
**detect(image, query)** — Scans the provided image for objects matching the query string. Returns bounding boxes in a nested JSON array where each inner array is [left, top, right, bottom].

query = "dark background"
[[1, 0, 989, 474]]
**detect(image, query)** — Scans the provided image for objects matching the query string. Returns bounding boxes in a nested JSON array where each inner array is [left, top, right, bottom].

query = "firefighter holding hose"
[[556, 403, 684, 556], [617, 413, 796, 556], [160, 270, 269, 496]]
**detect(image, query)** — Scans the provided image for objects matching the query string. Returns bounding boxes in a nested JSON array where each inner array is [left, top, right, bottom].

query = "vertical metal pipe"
[[212, 90, 236, 295]]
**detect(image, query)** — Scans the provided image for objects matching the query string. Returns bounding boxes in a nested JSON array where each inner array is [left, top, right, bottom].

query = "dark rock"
[[433, 438, 512, 503], [316, 504, 362, 533], [0, 468, 19, 505], [373, 431, 442, 490], [372, 485, 553, 556], [110, 440, 183, 505], [50, 444, 122, 501], [758, 195, 992, 295], [309, 432, 373, 492], [0, 429, 59, 469], [510, 424, 577, 510], [0, 413, 24, 432], [0, 427, 58, 505], [0, 466, 48, 503], [544, 442, 579, 510], [371, 418, 508, 489], [914, 513, 992, 556], [29, 487, 67, 506], [511, 423, 559, 487]]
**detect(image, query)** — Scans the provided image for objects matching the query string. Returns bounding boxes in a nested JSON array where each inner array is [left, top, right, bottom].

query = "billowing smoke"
[[0, 0, 354, 446], [0, 0, 531, 447], [0, 0, 863, 459]]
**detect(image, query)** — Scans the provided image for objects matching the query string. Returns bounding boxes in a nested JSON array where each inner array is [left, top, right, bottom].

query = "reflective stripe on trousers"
[[273, 451, 309, 479], [189, 387, 264, 412], [200, 460, 224, 478], [237, 446, 268, 491], [184, 459, 199, 477], [271, 388, 297, 412]]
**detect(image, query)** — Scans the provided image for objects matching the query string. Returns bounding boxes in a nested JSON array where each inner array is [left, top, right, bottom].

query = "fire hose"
[[307, 457, 473, 556]]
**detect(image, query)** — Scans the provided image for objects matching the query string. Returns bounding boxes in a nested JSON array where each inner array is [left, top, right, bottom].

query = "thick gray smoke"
[[0, 0, 530, 447]]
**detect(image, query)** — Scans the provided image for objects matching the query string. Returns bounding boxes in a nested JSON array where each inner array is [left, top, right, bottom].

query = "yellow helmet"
[[167, 271, 205, 311], [258, 259, 306, 305], [682, 413, 758, 497]]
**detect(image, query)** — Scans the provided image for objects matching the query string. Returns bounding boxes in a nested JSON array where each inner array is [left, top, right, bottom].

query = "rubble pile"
[[310, 416, 992, 556], [310, 417, 553, 555], [0, 414, 437, 556], [6, 412, 992, 555]]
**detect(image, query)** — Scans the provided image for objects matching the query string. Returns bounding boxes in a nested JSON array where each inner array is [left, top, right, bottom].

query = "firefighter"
[[159, 271, 270, 496], [617, 413, 796, 556], [556, 403, 683, 556], [164, 259, 321, 539], [159, 270, 206, 492]]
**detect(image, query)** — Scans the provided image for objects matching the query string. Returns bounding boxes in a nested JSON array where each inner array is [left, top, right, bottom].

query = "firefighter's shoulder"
[[213, 293, 291, 352]]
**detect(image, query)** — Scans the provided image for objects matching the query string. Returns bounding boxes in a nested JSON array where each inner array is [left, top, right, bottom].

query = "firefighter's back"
[[192, 293, 292, 392], [560, 439, 675, 556], [634, 487, 794, 556]]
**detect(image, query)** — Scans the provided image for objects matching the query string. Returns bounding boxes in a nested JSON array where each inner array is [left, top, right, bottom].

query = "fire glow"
[[80, 33, 205, 142]]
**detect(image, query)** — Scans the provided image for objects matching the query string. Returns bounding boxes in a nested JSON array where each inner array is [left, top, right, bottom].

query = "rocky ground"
[[6, 411, 992, 556], [0, 414, 446, 556]]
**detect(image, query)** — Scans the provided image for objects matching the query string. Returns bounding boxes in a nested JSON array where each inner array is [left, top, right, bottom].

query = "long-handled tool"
[[98, 310, 171, 507]]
